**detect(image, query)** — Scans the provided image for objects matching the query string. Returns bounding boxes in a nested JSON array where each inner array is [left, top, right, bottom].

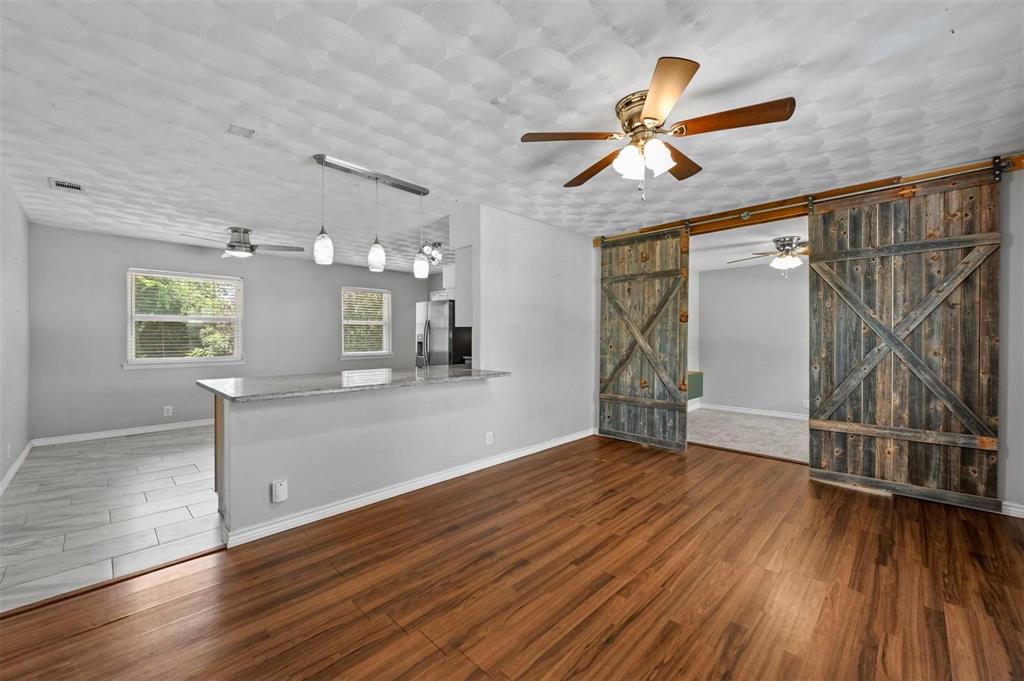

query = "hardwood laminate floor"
[[0, 427, 222, 612], [1, 436, 1021, 680]]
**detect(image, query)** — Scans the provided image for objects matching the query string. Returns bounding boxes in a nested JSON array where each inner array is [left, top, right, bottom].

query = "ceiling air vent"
[[48, 177, 84, 193]]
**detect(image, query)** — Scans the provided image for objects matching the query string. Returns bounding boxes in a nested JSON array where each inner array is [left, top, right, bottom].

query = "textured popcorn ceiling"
[[2, 1, 1023, 271]]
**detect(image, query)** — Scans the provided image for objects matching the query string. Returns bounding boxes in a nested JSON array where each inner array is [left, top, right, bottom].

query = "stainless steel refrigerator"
[[415, 300, 471, 367]]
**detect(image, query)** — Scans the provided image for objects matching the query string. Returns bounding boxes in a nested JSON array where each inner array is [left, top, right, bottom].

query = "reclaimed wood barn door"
[[599, 230, 688, 450], [808, 172, 1001, 511]]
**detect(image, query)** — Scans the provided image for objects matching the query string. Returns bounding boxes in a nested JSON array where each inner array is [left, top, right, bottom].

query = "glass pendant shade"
[[769, 254, 803, 270], [313, 227, 334, 265], [643, 139, 677, 177], [612, 144, 645, 180], [222, 250, 253, 258], [413, 252, 429, 279], [368, 237, 386, 272]]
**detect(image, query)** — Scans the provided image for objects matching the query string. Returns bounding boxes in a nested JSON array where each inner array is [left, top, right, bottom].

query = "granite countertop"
[[196, 365, 511, 403]]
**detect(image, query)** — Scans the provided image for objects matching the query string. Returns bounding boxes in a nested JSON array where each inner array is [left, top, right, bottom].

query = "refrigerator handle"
[[423, 319, 430, 366]]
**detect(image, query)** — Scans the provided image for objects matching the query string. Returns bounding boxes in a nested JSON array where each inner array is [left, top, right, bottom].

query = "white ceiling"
[[690, 216, 807, 273], [2, 1, 1022, 271]]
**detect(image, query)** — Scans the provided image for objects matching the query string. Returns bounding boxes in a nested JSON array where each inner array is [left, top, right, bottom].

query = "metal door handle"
[[423, 320, 430, 366]]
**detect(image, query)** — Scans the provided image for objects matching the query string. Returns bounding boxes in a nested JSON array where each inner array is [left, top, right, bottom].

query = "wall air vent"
[[48, 177, 84, 193]]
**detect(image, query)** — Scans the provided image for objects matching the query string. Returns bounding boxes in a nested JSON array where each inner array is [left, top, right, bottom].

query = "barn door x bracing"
[[599, 230, 688, 450], [808, 172, 1001, 511]]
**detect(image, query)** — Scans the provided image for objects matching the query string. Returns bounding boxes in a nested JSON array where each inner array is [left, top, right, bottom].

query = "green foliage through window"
[[341, 288, 390, 355], [130, 271, 241, 362]]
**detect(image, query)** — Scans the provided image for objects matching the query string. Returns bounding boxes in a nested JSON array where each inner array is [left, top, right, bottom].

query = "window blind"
[[341, 288, 391, 355], [128, 269, 243, 364]]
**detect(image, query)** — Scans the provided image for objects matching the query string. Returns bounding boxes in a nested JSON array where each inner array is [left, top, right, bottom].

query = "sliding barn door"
[[599, 230, 688, 450], [808, 172, 1001, 511]]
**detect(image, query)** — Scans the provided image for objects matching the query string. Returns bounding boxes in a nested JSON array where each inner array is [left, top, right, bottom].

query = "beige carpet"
[[687, 407, 809, 462]]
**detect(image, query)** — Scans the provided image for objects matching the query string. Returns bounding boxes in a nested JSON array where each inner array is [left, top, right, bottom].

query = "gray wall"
[[698, 263, 809, 415], [476, 204, 598, 451], [427, 272, 443, 292], [688, 270, 701, 372], [1, 179, 31, 481], [222, 203, 598, 537], [29, 224, 430, 438], [999, 171, 1024, 508]]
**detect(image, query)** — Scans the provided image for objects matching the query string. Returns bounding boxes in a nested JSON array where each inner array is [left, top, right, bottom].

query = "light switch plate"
[[271, 479, 288, 503]]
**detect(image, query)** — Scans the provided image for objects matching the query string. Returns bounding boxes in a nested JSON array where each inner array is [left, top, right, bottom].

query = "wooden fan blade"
[[258, 244, 305, 252], [727, 254, 773, 264], [662, 142, 702, 181], [564, 149, 621, 187], [521, 132, 619, 142], [672, 97, 796, 137], [640, 57, 700, 126], [794, 246, 811, 256]]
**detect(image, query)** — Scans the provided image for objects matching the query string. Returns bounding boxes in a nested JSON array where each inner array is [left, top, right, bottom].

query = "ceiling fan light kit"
[[770, 254, 803, 271], [521, 57, 796, 194]]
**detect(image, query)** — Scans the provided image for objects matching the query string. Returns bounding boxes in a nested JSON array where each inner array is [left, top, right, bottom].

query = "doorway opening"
[[686, 217, 810, 463]]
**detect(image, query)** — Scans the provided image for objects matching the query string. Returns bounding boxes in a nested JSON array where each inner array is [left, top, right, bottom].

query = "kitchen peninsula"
[[197, 365, 510, 546]]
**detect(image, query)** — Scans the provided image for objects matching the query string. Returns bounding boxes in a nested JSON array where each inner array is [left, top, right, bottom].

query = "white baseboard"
[[0, 442, 32, 497], [696, 403, 808, 421], [1003, 501, 1024, 518], [226, 428, 596, 547], [30, 419, 214, 447], [687, 399, 702, 412]]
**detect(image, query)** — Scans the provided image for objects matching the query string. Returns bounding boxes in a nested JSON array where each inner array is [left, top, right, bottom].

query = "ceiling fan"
[[180, 227, 305, 258], [521, 57, 796, 192], [728, 235, 809, 276]]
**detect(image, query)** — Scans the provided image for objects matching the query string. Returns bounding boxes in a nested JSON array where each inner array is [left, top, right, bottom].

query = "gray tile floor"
[[687, 408, 809, 463], [0, 427, 222, 612]]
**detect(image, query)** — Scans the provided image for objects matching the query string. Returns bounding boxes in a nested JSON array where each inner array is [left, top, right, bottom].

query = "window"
[[127, 269, 243, 365], [341, 287, 392, 357]]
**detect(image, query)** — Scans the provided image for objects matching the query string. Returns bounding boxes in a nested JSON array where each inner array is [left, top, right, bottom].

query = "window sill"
[[122, 360, 247, 370], [339, 353, 394, 361]]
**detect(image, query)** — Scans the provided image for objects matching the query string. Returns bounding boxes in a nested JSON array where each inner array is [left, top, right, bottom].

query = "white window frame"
[[125, 268, 244, 368], [340, 286, 393, 359]]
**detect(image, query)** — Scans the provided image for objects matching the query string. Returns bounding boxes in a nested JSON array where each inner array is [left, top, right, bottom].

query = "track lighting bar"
[[313, 154, 429, 196]]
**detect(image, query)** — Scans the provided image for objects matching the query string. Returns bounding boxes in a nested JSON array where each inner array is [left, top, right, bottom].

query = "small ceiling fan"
[[180, 227, 305, 259], [728, 235, 809, 276], [520, 57, 796, 193]]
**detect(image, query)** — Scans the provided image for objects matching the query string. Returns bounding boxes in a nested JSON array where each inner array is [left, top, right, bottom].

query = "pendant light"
[[313, 162, 334, 265], [413, 194, 429, 278], [367, 179, 386, 272]]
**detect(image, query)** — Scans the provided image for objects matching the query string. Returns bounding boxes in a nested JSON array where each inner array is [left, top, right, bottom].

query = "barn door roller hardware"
[[594, 150, 1024, 246], [313, 154, 429, 196], [992, 156, 1008, 182]]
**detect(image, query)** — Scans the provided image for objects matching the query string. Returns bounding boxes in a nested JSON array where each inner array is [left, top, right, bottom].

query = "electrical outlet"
[[802, 399, 810, 409], [485, 431, 494, 446], [163, 405, 173, 417], [271, 479, 288, 503]]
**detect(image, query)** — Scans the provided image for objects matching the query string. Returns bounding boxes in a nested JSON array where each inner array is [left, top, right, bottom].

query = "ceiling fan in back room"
[[180, 227, 305, 258], [728, 235, 810, 278], [521, 57, 796, 199]]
